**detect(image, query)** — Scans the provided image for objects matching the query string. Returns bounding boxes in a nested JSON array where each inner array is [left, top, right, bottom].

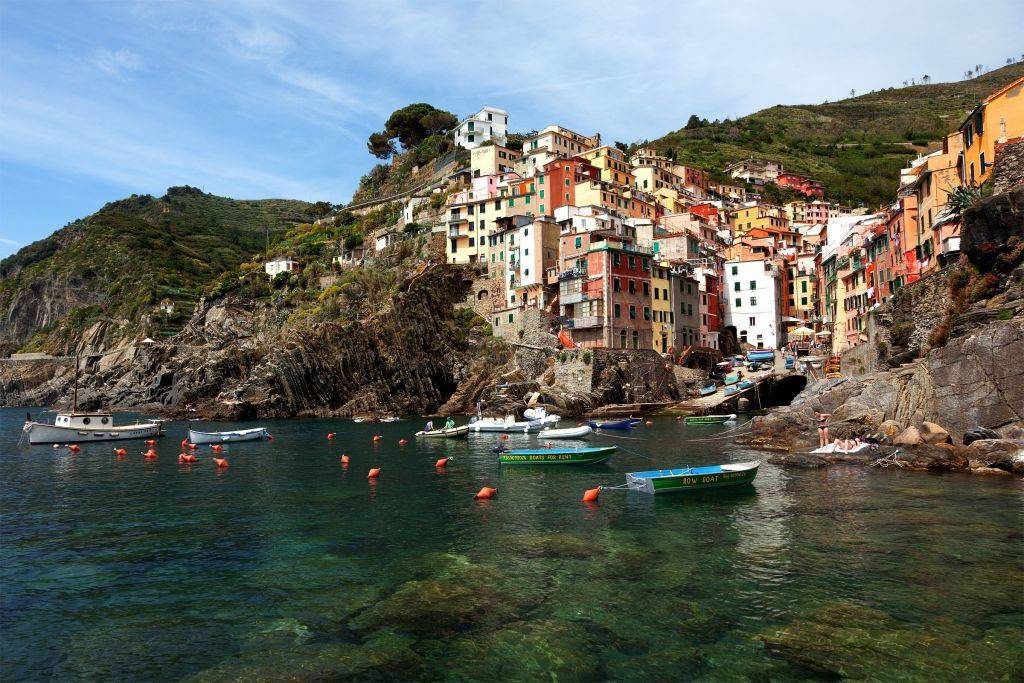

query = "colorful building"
[[454, 106, 508, 150], [723, 257, 783, 350], [957, 76, 1024, 187]]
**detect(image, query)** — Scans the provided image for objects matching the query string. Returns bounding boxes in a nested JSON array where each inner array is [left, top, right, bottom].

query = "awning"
[[815, 331, 832, 337]]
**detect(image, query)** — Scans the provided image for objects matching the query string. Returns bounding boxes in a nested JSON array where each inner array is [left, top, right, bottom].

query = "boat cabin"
[[54, 413, 114, 428]]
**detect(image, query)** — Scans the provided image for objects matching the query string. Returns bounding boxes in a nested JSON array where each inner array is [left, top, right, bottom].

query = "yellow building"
[[577, 146, 633, 187], [651, 263, 674, 354], [901, 133, 964, 273], [446, 178, 533, 266], [958, 76, 1024, 187], [470, 144, 521, 177], [730, 204, 790, 236]]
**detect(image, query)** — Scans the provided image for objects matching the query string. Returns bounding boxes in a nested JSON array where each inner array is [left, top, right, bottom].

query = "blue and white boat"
[[625, 461, 760, 494]]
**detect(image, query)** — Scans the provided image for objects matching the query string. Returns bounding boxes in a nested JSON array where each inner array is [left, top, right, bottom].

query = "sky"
[[1, 0, 1021, 258]]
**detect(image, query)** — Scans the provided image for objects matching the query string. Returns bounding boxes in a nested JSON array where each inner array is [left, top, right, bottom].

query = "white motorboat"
[[379, 416, 401, 423], [537, 425, 592, 439], [22, 411, 162, 445], [522, 406, 560, 426], [187, 427, 270, 444], [469, 415, 541, 433]]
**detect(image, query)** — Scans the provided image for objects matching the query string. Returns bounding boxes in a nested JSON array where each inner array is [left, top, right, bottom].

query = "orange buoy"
[[474, 486, 498, 500], [372, 435, 382, 442], [645, 420, 653, 426], [435, 457, 449, 468], [114, 447, 127, 457], [266, 434, 274, 441], [144, 449, 158, 461], [501, 434, 509, 441], [180, 438, 189, 448], [187, 443, 198, 450], [582, 487, 601, 503], [178, 453, 188, 464], [340, 454, 350, 465], [327, 432, 336, 440], [68, 444, 81, 453], [367, 467, 381, 479], [145, 439, 156, 446], [213, 457, 229, 468], [211, 444, 224, 452], [398, 438, 408, 447]]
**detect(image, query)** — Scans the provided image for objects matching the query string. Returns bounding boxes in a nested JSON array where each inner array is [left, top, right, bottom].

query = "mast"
[[72, 351, 80, 413]]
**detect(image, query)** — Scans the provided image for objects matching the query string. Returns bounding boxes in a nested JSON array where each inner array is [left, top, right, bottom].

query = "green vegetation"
[[1, 186, 309, 350], [367, 103, 458, 159], [651, 63, 1024, 207]]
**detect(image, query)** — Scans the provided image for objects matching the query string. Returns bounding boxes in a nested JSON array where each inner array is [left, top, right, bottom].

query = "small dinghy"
[[379, 416, 401, 423], [625, 461, 760, 494], [723, 386, 739, 396], [724, 372, 740, 385], [738, 379, 754, 390], [588, 418, 641, 430], [499, 445, 615, 466], [522, 407, 560, 426], [537, 425, 592, 439], [188, 427, 269, 444], [470, 415, 540, 433], [683, 414, 737, 425], [414, 425, 470, 439], [698, 383, 717, 397]]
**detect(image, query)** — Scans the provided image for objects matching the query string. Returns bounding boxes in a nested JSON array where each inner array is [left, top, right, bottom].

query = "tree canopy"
[[367, 103, 458, 158]]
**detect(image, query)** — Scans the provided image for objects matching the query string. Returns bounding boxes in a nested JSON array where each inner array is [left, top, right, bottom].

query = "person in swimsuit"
[[814, 411, 832, 447]]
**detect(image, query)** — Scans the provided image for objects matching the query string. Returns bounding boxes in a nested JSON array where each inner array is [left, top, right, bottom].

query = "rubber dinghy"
[[626, 461, 759, 494], [414, 425, 470, 438], [537, 425, 592, 439], [588, 418, 641, 430], [187, 427, 269, 444], [499, 445, 616, 465]]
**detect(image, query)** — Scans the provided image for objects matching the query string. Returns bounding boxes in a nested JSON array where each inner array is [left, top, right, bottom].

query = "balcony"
[[567, 316, 602, 329], [558, 266, 587, 281], [448, 226, 462, 238]]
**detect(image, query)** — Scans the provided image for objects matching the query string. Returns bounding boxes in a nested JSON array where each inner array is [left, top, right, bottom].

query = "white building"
[[265, 258, 300, 278], [723, 258, 783, 350], [454, 106, 508, 150]]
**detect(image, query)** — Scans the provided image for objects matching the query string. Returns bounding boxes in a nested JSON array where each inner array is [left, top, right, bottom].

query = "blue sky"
[[1, 0, 1021, 258]]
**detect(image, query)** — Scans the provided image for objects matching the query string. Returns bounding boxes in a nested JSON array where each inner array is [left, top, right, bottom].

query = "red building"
[[777, 172, 825, 198]]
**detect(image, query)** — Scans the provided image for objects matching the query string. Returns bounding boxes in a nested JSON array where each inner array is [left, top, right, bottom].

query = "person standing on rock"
[[815, 411, 832, 448]]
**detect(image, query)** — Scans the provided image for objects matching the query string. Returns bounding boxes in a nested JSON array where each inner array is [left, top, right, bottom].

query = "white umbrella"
[[789, 326, 815, 338], [815, 331, 832, 337]]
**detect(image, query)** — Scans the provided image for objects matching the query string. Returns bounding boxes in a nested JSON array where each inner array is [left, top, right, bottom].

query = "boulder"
[[893, 426, 923, 446], [970, 466, 1013, 476], [895, 444, 969, 471], [879, 420, 903, 439], [964, 439, 1024, 474], [963, 426, 1000, 445], [919, 422, 952, 445]]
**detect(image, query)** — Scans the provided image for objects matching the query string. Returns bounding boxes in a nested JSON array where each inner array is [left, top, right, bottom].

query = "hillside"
[[0, 186, 309, 354], [652, 63, 1024, 207]]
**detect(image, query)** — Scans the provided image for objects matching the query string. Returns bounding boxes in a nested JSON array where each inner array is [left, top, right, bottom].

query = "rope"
[[679, 417, 756, 443]]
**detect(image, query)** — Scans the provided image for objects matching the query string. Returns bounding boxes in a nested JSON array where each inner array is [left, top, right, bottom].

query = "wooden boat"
[[626, 461, 760, 494], [724, 372, 739, 385], [188, 427, 269, 444], [588, 418, 640, 430], [683, 414, 736, 425], [537, 425, 592, 439], [23, 411, 162, 445], [724, 386, 739, 396], [698, 383, 717, 396], [738, 379, 754, 390], [414, 425, 469, 438], [499, 445, 616, 466]]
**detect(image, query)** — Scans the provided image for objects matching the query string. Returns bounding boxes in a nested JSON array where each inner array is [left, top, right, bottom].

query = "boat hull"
[[415, 425, 470, 438], [684, 414, 736, 425], [25, 421, 162, 445], [499, 445, 616, 466], [187, 428, 268, 444], [538, 425, 592, 439], [626, 461, 759, 494], [588, 418, 639, 430], [471, 421, 539, 433], [698, 385, 717, 396]]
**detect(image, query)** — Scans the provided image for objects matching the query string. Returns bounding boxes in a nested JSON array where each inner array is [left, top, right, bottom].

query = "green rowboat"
[[626, 461, 759, 494], [683, 413, 737, 425], [499, 445, 616, 466]]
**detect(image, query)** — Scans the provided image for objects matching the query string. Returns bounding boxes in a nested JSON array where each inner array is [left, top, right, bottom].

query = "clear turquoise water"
[[2, 407, 1022, 680]]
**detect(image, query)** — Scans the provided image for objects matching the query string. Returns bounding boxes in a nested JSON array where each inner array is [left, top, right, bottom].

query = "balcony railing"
[[567, 316, 602, 329]]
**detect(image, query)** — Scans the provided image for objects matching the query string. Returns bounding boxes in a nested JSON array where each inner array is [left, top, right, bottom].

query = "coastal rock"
[[919, 421, 952, 445], [894, 444, 968, 471], [893, 426, 923, 446], [879, 420, 903, 439], [963, 426, 1001, 445], [964, 439, 1024, 474]]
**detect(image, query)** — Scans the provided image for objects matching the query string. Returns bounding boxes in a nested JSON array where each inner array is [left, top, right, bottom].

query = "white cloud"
[[91, 47, 144, 78], [0, 236, 23, 246]]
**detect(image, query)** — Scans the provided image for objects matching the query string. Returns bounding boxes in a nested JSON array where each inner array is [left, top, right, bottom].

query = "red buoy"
[[213, 457, 229, 468], [372, 435, 382, 442], [180, 438, 189, 448], [435, 457, 449, 468], [474, 486, 497, 500], [266, 434, 274, 441], [68, 444, 81, 453], [398, 438, 408, 447], [145, 439, 156, 446], [114, 447, 127, 457], [340, 454, 350, 465], [144, 449, 158, 461], [501, 434, 509, 441], [327, 432, 336, 440], [187, 443, 198, 450], [582, 487, 601, 503], [368, 467, 381, 479], [211, 444, 224, 452]]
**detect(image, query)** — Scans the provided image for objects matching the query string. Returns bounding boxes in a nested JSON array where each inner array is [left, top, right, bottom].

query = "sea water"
[[1, 407, 1021, 680]]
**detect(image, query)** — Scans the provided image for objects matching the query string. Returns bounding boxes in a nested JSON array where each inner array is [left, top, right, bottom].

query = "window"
[[468, 135, 475, 142], [643, 306, 651, 321], [801, 280, 807, 293], [642, 258, 649, 271], [539, 189, 545, 199], [749, 317, 756, 326], [629, 280, 636, 294], [688, 304, 693, 316], [565, 179, 570, 186], [468, 237, 475, 247], [735, 298, 741, 308], [731, 265, 738, 275], [508, 314, 514, 323], [750, 297, 757, 306], [468, 121, 475, 131], [575, 236, 582, 249], [538, 175, 544, 184], [565, 193, 570, 201], [494, 317, 499, 326], [629, 305, 637, 319], [494, 200, 501, 210], [801, 296, 808, 306], [613, 253, 621, 266], [654, 288, 660, 300], [980, 152, 987, 173], [479, 220, 485, 230], [614, 303, 621, 317], [749, 280, 756, 290], [734, 282, 741, 292], [508, 199, 514, 207], [643, 282, 650, 296], [524, 269, 529, 277], [525, 195, 531, 204], [628, 256, 636, 269], [540, 205, 545, 213]]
